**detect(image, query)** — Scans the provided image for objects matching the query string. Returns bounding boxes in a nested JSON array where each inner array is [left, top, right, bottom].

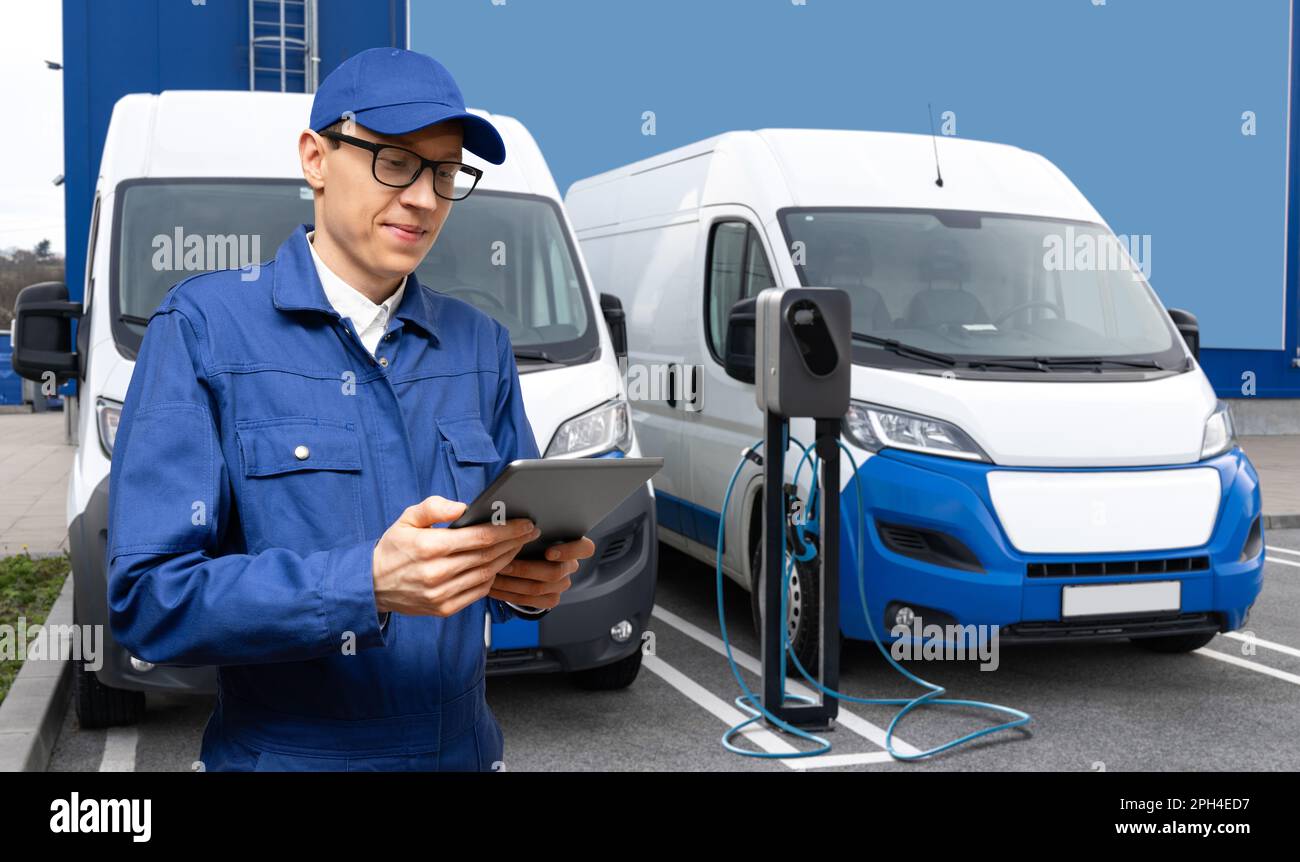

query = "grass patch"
[[0, 551, 70, 705]]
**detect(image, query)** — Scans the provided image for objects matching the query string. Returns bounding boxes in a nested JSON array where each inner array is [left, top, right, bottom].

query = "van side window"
[[706, 220, 775, 360]]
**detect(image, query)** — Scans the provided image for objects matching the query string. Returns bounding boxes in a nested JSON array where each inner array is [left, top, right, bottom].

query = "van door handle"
[[683, 365, 703, 412]]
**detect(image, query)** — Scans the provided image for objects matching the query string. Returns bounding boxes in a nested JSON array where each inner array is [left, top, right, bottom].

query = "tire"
[[749, 530, 820, 675], [572, 647, 643, 690], [72, 592, 145, 729], [1129, 631, 1217, 653]]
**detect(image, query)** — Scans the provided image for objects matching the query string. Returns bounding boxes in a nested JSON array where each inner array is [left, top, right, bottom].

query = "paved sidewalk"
[[1239, 435, 1300, 527], [0, 412, 74, 557]]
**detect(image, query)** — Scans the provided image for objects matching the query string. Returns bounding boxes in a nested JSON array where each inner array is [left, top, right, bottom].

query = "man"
[[106, 47, 592, 771]]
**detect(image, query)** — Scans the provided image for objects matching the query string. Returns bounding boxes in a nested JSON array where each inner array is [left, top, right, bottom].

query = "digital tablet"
[[448, 457, 664, 558]]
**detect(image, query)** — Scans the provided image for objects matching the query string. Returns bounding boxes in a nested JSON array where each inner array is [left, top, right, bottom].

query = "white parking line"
[[642, 654, 897, 770], [1194, 647, 1300, 686], [640, 654, 804, 761], [785, 751, 898, 769], [1265, 544, 1300, 568], [1221, 631, 1300, 660], [651, 604, 922, 757], [98, 726, 138, 772]]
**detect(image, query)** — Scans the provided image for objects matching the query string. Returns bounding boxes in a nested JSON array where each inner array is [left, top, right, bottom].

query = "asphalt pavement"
[[46, 529, 1300, 772]]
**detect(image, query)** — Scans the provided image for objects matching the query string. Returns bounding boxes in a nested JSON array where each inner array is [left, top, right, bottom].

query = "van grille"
[[1002, 612, 1220, 643], [1026, 556, 1210, 578]]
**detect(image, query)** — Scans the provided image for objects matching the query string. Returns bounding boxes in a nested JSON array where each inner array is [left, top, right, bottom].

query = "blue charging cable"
[[715, 433, 1031, 760]]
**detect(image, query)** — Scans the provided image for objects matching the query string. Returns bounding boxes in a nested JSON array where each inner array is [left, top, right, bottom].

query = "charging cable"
[[715, 433, 1031, 760]]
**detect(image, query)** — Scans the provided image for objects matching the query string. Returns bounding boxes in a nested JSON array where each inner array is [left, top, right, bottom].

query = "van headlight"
[[1201, 400, 1237, 459], [842, 400, 990, 462], [96, 396, 123, 456], [545, 398, 633, 458]]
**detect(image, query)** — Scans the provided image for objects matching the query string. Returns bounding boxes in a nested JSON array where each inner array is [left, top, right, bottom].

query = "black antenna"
[[927, 103, 945, 188]]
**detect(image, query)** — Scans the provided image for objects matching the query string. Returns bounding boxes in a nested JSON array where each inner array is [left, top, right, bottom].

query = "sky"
[[0, 1, 64, 256]]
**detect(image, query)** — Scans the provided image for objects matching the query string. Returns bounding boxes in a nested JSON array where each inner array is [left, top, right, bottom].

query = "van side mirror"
[[724, 297, 757, 384], [1166, 308, 1199, 361], [11, 281, 81, 383], [599, 293, 627, 362]]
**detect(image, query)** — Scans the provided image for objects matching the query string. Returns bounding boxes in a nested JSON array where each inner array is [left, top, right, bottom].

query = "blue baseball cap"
[[309, 47, 506, 165]]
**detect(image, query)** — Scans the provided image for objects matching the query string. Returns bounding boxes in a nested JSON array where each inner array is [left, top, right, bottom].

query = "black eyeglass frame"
[[320, 130, 484, 200]]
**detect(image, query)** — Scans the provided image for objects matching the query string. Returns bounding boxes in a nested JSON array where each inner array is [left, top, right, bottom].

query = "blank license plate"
[[1061, 581, 1181, 618]]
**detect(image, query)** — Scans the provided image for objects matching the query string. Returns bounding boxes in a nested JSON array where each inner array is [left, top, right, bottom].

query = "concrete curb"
[[1264, 513, 1300, 530], [0, 573, 74, 772]]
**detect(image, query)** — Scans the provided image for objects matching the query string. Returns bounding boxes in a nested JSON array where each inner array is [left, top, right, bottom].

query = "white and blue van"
[[11, 91, 656, 727], [565, 129, 1264, 665]]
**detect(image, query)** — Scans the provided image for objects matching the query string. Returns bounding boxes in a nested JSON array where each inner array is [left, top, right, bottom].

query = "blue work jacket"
[[106, 223, 542, 770]]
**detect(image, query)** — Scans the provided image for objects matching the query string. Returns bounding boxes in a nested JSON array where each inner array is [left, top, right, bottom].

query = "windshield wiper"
[[119, 313, 152, 326], [1035, 356, 1167, 370], [851, 332, 957, 367], [963, 357, 1050, 372], [513, 347, 557, 363], [513, 345, 600, 365], [961, 355, 1169, 372]]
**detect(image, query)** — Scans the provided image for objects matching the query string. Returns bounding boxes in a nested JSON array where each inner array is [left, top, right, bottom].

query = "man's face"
[[304, 119, 465, 281]]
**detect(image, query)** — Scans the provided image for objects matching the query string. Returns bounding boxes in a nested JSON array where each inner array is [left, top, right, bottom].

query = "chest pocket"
[[235, 417, 365, 553], [436, 414, 501, 505]]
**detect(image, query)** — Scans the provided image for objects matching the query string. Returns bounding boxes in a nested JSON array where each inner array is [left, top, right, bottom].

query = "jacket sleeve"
[[106, 301, 388, 666], [485, 322, 547, 625]]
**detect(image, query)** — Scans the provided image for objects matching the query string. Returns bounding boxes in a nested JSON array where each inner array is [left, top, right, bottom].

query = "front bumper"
[[487, 483, 657, 675], [836, 446, 1265, 643], [70, 474, 218, 694]]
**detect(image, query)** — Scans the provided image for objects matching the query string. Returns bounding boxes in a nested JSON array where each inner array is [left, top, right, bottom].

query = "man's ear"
[[300, 130, 328, 192]]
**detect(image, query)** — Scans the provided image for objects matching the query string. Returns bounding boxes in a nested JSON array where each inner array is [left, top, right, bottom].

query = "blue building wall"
[[414, 0, 1299, 399], [60, 0, 408, 316], [0, 333, 22, 406]]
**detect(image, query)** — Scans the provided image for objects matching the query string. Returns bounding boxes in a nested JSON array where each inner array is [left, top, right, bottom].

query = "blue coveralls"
[[106, 223, 541, 771]]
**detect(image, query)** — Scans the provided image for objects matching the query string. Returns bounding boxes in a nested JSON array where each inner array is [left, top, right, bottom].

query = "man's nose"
[[397, 165, 444, 212]]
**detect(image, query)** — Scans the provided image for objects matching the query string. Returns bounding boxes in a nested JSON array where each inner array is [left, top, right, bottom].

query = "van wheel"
[[749, 534, 820, 674], [1129, 631, 1217, 653], [72, 594, 145, 728], [572, 648, 643, 690]]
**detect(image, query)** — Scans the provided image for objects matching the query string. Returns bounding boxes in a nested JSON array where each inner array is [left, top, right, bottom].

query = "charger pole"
[[760, 411, 841, 730]]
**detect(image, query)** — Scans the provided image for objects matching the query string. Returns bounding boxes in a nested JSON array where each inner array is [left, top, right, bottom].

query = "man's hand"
[[489, 535, 594, 611], [372, 495, 540, 618]]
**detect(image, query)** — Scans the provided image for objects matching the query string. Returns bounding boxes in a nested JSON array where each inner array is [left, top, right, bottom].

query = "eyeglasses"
[[321, 130, 483, 201]]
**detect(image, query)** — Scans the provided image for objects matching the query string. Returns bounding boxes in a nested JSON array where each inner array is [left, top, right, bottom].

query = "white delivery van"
[[11, 91, 656, 727], [565, 129, 1264, 667]]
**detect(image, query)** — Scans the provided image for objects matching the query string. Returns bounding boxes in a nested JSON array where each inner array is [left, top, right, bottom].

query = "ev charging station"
[[718, 286, 1028, 759], [753, 287, 852, 731]]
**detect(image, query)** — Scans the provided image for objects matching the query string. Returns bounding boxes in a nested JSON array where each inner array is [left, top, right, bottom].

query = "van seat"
[[904, 288, 991, 329]]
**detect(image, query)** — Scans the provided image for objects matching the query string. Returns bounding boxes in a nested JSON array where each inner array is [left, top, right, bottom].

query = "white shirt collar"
[[305, 229, 407, 340]]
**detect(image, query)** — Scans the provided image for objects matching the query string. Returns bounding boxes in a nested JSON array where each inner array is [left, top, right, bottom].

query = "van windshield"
[[777, 208, 1185, 373], [111, 180, 596, 364]]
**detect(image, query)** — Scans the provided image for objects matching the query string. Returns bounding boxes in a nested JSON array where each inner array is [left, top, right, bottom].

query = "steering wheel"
[[992, 299, 1063, 326], [442, 285, 509, 317], [439, 285, 547, 344]]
